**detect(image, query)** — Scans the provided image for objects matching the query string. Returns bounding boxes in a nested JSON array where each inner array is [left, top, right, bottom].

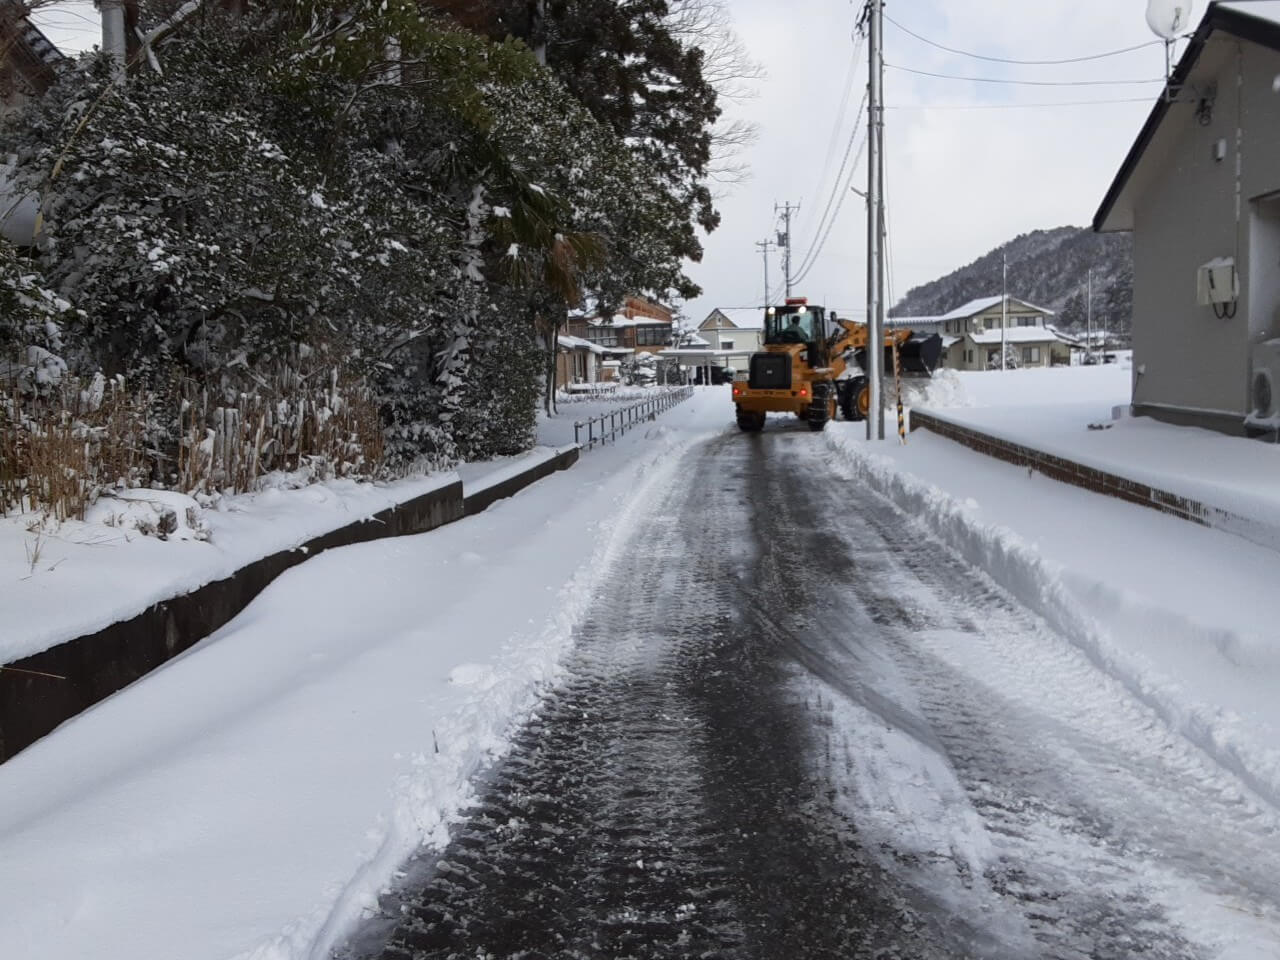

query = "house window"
[[721, 339, 735, 351], [965, 349, 974, 363], [587, 328, 619, 347], [1022, 346, 1042, 364], [635, 325, 670, 346]]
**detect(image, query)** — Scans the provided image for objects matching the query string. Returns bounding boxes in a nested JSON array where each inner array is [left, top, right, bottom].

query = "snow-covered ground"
[[0, 390, 731, 960], [902, 360, 1280, 530], [828, 362, 1280, 819], [4, 388, 683, 666]]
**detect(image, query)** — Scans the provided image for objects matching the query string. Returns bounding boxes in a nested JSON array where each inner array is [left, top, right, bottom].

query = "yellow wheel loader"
[[731, 297, 941, 432]]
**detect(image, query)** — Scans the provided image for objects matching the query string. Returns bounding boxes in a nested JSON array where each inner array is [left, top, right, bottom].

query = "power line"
[[884, 14, 1165, 66], [886, 63, 1164, 86], [792, 126, 868, 287], [886, 97, 1152, 110], [793, 89, 870, 283], [815, 32, 867, 214]]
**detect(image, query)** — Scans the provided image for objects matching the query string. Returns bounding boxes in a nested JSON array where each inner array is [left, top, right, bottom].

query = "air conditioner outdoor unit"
[[1197, 257, 1238, 306], [1247, 339, 1280, 426]]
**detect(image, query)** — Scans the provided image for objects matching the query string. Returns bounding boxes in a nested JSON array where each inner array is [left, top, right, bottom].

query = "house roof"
[[588, 313, 671, 328], [1095, 1, 1280, 233], [557, 335, 605, 354], [968, 327, 1063, 346], [702, 308, 765, 330]]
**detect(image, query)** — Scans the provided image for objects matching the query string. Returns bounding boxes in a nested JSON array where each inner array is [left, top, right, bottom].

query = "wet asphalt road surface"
[[345, 422, 1280, 960]]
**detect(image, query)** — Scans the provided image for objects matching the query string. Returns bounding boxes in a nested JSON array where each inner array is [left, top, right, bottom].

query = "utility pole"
[[532, 0, 547, 66], [755, 238, 777, 307], [1001, 253, 1008, 371], [775, 201, 800, 298], [100, 0, 128, 74], [865, 0, 885, 441], [1086, 268, 1093, 363]]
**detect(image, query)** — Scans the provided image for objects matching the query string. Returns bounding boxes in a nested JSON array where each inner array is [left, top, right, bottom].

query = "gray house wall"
[[1129, 37, 1280, 429]]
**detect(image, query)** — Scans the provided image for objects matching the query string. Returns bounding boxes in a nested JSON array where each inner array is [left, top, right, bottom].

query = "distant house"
[[555, 334, 612, 390], [567, 295, 673, 357], [892, 295, 1059, 370], [1094, 1, 1280, 435], [0, 1, 64, 115], [699, 308, 764, 355]]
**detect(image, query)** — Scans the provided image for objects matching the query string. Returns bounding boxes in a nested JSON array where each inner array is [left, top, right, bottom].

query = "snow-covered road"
[[3, 389, 1278, 960], [353, 422, 1280, 960]]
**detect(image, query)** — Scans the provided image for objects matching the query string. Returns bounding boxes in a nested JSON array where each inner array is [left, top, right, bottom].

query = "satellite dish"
[[1146, 0, 1192, 40]]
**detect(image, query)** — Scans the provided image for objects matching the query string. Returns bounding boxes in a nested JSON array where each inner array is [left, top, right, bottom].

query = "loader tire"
[[736, 407, 765, 432], [841, 377, 869, 422]]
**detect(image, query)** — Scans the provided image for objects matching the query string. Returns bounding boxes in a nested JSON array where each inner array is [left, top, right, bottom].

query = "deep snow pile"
[[0, 391, 731, 960]]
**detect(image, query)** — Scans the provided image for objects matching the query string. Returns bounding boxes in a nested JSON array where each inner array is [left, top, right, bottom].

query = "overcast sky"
[[687, 0, 1176, 321], [28, 0, 1176, 322]]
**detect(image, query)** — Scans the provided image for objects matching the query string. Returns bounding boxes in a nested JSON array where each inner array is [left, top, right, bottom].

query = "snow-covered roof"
[[968, 327, 1063, 346], [886, 316, 944, 328], [938, 295, 1055, 321], [557, 335, 605, 354], [941, 335, 961, 349], [589, 313, 671, 328], [683, 333, 711, 347], [703, 308, 765, 331]]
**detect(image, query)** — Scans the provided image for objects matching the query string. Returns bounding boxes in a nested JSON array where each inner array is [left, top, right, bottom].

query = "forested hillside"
[[892, 227, 1132, 334]]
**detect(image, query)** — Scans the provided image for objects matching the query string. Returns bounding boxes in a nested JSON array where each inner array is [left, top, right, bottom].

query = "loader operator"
[[782, 316, 808, 342]]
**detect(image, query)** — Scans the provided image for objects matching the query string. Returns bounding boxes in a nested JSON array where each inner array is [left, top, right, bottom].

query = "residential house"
[[893, 296, 1059, 370], [567, 295, 673, 357], [555, 334, 607, 390], [0, 3, 65, 246], [0, 1, 64, 115], [1094, 1, 1280, 435], [699, 308, 764, 356]]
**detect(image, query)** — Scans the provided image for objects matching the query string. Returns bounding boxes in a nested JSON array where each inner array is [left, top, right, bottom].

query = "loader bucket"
[[897, 333, 943, 375], [854, 333, 944, 377]]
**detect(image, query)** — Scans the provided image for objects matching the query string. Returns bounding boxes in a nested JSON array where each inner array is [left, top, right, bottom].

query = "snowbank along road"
[[346, 421, 1280, 960]]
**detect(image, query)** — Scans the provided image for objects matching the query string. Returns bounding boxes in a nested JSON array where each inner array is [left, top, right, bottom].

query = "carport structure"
[[659, 347, 749, 386]]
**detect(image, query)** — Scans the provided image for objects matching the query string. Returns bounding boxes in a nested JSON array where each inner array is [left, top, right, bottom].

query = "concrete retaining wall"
[[909, 410, 1280, 554], [1, 448, 579, 763]]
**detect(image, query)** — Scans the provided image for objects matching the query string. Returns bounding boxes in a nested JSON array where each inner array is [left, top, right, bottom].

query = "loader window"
[[765, 307, 821, 345]]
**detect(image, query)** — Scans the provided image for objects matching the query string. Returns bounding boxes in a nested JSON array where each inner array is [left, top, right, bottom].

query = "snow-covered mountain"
[[892, 227, 1132, 334]]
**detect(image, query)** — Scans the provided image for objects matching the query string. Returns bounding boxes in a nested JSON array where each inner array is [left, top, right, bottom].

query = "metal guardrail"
[[573, 386, 694, 451]]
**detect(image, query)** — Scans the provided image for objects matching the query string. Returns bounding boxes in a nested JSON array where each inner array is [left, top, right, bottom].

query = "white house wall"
[[1131, 37, 1280, 424]]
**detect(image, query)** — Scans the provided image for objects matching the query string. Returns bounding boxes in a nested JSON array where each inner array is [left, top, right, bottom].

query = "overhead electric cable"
[[816, 32, 867, 211], [792, 127, 868, 286], [886, 63, 1164, 86], [883, 14, 1164, 65], [793, 90, 870, 282], [886, 97, 1151, 110]]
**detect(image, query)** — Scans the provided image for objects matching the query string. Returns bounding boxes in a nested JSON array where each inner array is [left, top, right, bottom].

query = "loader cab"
[[764, 298, 827, 346]]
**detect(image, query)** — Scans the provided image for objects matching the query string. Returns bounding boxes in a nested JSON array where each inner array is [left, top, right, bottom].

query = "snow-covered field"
[[903, 360, 1280, 530], [0, 390, 732, 960]]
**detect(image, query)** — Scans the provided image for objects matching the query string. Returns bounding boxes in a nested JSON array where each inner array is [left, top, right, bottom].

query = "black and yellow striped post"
[[892, 337, 906, 444]]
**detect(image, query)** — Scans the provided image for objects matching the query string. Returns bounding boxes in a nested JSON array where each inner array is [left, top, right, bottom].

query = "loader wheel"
[[840, 376, 869, 422], [736, 407, 765, 432]]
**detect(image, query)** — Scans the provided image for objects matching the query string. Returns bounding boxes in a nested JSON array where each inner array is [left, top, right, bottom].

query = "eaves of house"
[[1095, 1, 1280, 233]]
